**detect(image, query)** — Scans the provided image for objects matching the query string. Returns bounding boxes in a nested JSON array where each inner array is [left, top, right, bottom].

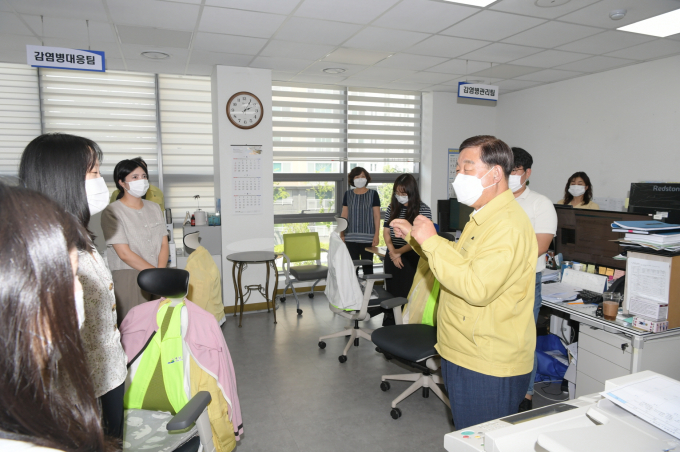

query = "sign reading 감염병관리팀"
[[458, 82, 498, 102], [26, 45, 105, 72]]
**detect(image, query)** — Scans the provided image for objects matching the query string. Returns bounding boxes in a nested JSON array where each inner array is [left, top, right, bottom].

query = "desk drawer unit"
[[579, 327, 632, 369]]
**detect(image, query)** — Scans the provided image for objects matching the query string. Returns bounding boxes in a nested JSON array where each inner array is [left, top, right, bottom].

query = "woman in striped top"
[[341, 167, 381, 275], [383, 174, 432, 313]]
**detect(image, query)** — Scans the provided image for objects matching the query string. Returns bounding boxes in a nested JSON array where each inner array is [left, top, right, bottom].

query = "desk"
[[364, 246, 386, 259], [226, 251, 278, 327], [541, 298, 680, 397]]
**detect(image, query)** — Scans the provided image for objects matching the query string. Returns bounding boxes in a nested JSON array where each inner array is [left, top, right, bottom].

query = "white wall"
[[211, 66, 274, 308], [421, 91, 497, 219], [496, 55, 680, 204]]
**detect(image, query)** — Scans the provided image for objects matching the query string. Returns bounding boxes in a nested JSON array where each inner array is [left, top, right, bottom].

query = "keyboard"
[[578, 289, 603, 304]]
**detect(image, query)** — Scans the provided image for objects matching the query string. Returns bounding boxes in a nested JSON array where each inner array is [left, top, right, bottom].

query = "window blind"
[[158, 74, 214, 225], [347, 87, 420, 163], [40, 69, 158, 181], [0, 63, 41, 179], [272, 82, 346, 162]]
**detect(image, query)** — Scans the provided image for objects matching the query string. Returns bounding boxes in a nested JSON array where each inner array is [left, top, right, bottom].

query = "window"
[[40, 69, 159, 183], [272, 83, 421, 263], [158, 74, 214, 242], [0, 63, 41, 182]]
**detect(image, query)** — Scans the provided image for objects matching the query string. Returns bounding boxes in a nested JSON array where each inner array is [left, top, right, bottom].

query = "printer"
[[444, 371, 680, 452]]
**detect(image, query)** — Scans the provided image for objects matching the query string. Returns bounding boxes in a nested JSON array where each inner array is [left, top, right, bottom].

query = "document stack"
[[611, 220, 680, 252]]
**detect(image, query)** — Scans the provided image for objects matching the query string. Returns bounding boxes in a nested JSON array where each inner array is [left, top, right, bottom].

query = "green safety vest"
[[124, 302, 188, 414], [421, 279, 439, 327]]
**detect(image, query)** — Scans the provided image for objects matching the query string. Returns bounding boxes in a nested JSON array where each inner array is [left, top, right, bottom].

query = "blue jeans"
[[441, 360, 531, 430], [526, 272, 542, 396]]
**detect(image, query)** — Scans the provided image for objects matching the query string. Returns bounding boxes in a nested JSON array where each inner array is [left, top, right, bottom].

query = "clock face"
[[227, 92, 263, 129]]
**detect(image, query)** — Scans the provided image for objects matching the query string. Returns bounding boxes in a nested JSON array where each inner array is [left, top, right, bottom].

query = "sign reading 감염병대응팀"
[[26, 45, 105, 72], [458, 82, 498, 102]]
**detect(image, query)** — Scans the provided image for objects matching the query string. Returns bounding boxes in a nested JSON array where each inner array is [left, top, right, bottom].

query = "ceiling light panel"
[[322, 48, 392, 66], [617, 8, 680, 37], [441, 10, 546, 42], [560, 0, 680, 30], [442, 0, 496, 7], [373, 0, 477, 33], [199, 7, 286, 38], [205, 0, 301, 15], [605, 39, 680, 61], [261, 40, 336, 60], [274, 17, 363, 46], [555, 55, 635, 72], [294, 0, 399, 25], [406, 35, 490, 58], [490, 0, 600, 20], [556, 30, 655, 55], [343, 27, 431, 53], [503, 21, 602, 48], [374, 53, 449, 71], [459, 42, 542, 64], [192, 33, 267, 55]]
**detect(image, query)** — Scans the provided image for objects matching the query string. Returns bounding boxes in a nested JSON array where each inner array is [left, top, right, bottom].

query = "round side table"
[[226, 251, 279, 327]]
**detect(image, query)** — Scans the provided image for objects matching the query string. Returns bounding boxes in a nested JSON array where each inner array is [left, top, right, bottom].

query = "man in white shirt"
[[510, 147, 558, 412]]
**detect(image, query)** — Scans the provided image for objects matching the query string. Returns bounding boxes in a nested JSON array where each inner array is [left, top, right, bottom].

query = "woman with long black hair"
[[382, 174, 432, 324], [19, 133, 128, 440], [0, 183, 118, 451], [557, 171, 599, 209]]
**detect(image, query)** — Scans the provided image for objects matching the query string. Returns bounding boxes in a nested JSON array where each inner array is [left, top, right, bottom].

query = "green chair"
[[280, 232, 328, 315]]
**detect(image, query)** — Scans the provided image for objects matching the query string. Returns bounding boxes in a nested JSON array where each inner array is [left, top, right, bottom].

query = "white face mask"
[[353, 177, 367, 188], [75, 289, 85, 329], [509, 173, 525, 193], [451, 167, 497, 207], [126, 179, 149, 198], [568, 185, 586, 197], [85, 177, 109, 215], [395, 194, 409, 205]]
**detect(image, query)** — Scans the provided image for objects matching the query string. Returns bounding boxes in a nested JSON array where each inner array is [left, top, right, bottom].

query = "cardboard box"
[[628, 296, 669, 321], [633, 316, 669, 333]]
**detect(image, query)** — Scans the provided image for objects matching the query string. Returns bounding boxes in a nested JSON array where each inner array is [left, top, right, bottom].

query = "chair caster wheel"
[[338, 355, 347, 363], [308, 293, 314, 299], [318, 341, 326, 349], [390, 408, 402, 419], [422, 387, 430, 398], [380, 381, 390, 392], [384, 352, 393, 360], [280, 297, 286, 302], [375, 346, 382, 353], [353, 338, 359, 346], [297, 308, 303, 315]]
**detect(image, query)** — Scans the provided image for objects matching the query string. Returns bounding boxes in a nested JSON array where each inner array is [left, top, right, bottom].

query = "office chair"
[[123, 269, 217, 452], [319, 217, 406, 363], [371, 234, 453, 419], [280, 232, 328, 315]]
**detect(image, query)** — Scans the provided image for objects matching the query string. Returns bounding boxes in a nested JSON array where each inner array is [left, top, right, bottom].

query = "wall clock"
[[226, 91, 263, 129]]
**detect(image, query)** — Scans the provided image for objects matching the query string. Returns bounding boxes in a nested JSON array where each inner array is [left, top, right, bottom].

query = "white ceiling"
[[1, 0, 680, 94]]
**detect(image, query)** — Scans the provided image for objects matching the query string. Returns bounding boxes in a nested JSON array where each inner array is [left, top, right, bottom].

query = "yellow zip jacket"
[[411, 189, 537, 378], [185, 246, 225, 324]]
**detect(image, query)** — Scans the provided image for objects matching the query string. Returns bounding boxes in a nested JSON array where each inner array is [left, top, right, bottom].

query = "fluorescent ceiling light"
[[442, 0, 497, 7], [617, 8, 680, 37]]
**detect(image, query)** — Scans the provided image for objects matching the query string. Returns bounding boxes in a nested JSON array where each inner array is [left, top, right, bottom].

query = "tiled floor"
[[221, 292, 567, 452]]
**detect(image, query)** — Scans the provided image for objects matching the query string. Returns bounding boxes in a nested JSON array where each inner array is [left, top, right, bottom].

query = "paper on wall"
[[232, 145, 263, 215]]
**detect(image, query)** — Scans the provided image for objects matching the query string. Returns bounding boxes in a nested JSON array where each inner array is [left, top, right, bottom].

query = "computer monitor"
[[449, 198, 474, 232], [554, 205, 650, 270]]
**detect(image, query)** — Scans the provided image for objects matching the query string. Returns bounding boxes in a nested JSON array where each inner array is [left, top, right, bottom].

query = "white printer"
[[444, 371, 680, 452]]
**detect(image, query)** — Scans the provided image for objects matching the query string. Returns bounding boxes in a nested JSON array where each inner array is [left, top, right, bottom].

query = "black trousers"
[[100, 381, 125, 439], [382, 249, 420, 326], [344, 241, 374, 275]]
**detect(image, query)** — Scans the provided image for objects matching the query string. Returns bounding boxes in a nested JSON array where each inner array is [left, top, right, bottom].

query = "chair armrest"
[[167, 391, 212, 431], [380, 297, 408, 310], [353, 259, 374, 267], [365, 273, 391, 280]]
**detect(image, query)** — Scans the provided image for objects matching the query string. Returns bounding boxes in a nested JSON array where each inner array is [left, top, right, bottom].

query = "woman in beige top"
[[102, 158, 169, 325], [19, 133, 128, 440], [557, 171, 600, 210]]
